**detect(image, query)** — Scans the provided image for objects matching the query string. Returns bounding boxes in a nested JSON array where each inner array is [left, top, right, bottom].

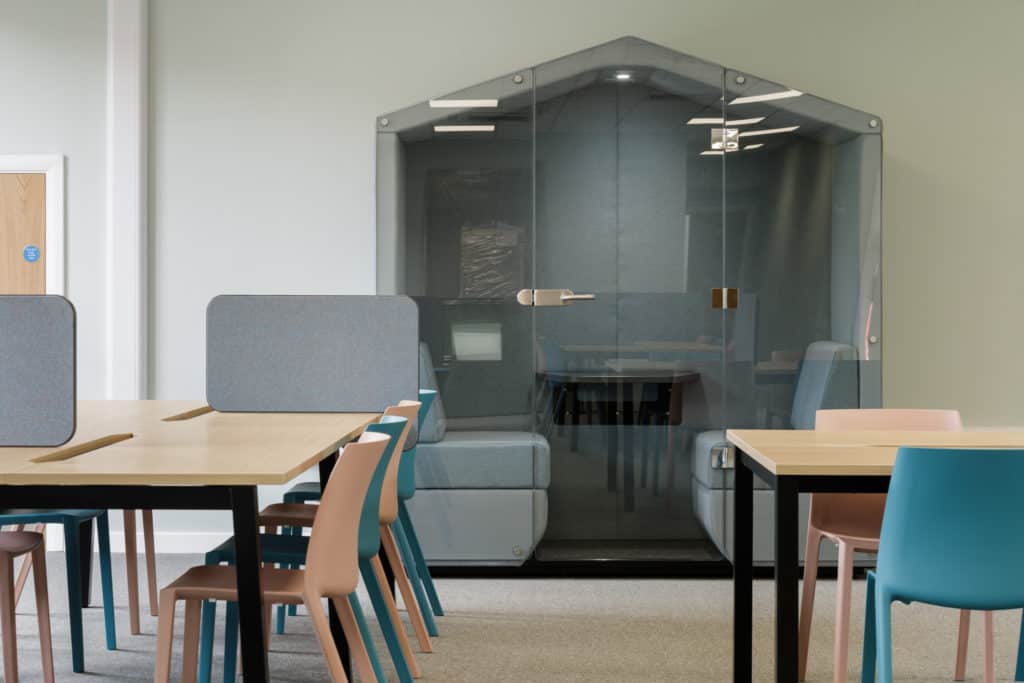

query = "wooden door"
[[0, 173, 46, 294]]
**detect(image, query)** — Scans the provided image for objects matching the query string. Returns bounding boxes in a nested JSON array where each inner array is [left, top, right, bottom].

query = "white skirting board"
[[43, 528, 235, 554]]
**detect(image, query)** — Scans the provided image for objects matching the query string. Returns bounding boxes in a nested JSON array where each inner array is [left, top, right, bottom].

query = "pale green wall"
[[147, 0, 1024, 425]]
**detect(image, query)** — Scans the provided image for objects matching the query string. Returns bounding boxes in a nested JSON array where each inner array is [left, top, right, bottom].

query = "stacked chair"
[[799, 409, 990, 682], [192, 397, 439, 682], [156, 430, 392, 682], [276, 389, 444, 628]]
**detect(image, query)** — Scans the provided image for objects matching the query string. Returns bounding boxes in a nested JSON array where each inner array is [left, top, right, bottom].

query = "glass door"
[[529, 44, 728, 562]]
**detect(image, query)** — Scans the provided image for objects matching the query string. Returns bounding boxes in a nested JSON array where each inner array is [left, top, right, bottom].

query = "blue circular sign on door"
[[23, 245, 40, 263]]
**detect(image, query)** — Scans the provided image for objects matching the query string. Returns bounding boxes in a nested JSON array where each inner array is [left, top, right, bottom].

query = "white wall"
[[0, 1, 108, 398]]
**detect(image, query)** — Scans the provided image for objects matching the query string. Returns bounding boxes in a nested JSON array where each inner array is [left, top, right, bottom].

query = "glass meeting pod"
[[376, 37, 881, 568]]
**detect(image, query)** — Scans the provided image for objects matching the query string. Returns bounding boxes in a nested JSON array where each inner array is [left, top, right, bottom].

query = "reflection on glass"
[[376, 37, 881, 567]]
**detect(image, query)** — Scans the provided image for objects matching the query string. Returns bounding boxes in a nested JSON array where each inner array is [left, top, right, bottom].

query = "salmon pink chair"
[[0, 530, 54, 683], [799, 409, 989, 683], [153, 431, 390, 683], [260, 402, 435, 654]]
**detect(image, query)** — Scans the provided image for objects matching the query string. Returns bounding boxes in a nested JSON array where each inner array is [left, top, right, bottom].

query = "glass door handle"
[[516, 289, 596, 306]]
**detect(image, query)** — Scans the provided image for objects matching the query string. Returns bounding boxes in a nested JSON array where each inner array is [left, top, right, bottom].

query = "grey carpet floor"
[[2, 553, 1018, 681]]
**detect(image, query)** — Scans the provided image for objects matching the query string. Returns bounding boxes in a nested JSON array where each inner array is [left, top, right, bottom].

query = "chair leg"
[[96, 511, 117, 649], [984, 610, 995, 683], [124, 509, 141, 635], [287, 526, 302, 619], [398, 502, 443, 617], [363, 557, 418, 681], [955, 609, 971, 680], [349, 593, 387, 683], [334, 596, 378, 683], [31, 546, 55, 683], [304, 593, 349, 683], [154, 590, 177, 683], [62, 522, 85, 672], [875, 583, 895, 683], [222, 601, 239, 683], [833, 541, 855, 683], [798, 528, 823, 682], [0, 554, 18, 683], [861, 572, 877, 683], [143, 510, 159, 617], [197, 601, 217, 683], [182, 599, 202, 683], [392, 520, 438, 637], [381, 525, 433, 653]]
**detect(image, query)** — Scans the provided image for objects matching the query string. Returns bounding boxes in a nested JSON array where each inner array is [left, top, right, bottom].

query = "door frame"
[[0, 154, 65, 295]]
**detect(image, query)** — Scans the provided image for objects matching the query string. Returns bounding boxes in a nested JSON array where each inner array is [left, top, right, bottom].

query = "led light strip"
[[739, 126, 799, 138], [429, 99, 499, 108], [687, 117, 765, 126], [434, 125, 496, 133], [729, 89, 803, 105]]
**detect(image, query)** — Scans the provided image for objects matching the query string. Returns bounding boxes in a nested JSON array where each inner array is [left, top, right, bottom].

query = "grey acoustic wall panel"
[[0, 295, 76, 446], [207, 295, 419, 413]]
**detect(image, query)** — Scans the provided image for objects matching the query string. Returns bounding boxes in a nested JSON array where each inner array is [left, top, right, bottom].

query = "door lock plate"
[[711, 288, 739, 310]]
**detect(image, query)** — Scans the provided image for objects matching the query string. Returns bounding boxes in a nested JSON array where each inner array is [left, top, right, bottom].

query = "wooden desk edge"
[[3, 413, 379, 486]]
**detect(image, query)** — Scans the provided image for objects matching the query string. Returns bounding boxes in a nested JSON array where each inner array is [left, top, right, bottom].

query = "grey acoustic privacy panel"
[[206, 295, 419, 413], [0, 295, 76, 446]]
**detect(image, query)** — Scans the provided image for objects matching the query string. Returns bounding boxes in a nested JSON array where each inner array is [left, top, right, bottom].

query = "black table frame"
[[732, 448, 890, 682], [0, 447, 359, 683]]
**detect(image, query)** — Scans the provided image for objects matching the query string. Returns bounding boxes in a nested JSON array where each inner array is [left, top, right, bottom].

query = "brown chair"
[[154, 431, 391, 683], [261, 401, 434, 655], [0, 530, 54, 682]]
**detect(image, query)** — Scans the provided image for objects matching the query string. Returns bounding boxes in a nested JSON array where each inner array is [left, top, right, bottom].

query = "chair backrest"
[[790, 341, 858, 429], [397, 390, 436, 501], [811, 409, 962, 529], [815, 409, 963, 432], [304, 431, 389, 598], [356, 416, 407, 559], [877, 447, 1024, 609], [418, 342, 447, 443], [379, 402, 421, 524]]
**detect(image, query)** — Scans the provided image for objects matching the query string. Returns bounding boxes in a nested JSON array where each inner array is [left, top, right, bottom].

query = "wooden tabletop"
[[0, 400, 378, 486], [727, 429, 1024, 476]]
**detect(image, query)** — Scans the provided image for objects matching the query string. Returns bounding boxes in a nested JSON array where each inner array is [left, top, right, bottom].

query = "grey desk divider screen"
[[207, 295, 419, 413], [0, 295, 76, 446]]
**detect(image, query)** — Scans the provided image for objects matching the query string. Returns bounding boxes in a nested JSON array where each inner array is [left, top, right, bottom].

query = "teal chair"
[[197, 416, 416, 683], [278, 389, 444, 627], [394, 390, 444, 617], [0, 509, 116, 672], [862, 447, 1024, 683]]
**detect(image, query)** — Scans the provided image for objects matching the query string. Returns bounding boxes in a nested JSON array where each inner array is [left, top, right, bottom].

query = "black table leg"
[[230, 486, 269, 682], [622, 381, 635, 513], [79, 519, 93, 607], [319, 452, 352, 679], [605, 381, 618, 492], [569, 382, 580, 452], [775, 476, 800, 682], [734, 452, 753, 683]]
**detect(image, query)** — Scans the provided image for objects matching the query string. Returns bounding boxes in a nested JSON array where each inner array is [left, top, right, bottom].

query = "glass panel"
[[376, 71, 537, 473], [531, 40, 726, 562], [721, 69, 881, 441]]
